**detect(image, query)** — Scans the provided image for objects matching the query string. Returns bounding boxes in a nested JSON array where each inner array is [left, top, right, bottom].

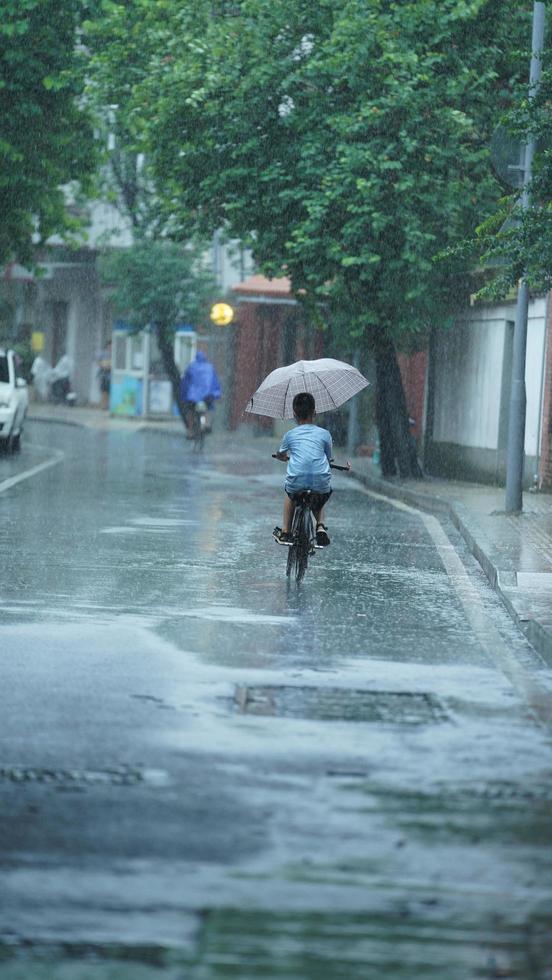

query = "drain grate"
[[234, 685, 447, 724], [437, 781, 552, 804], [0, 765, 168, 788]]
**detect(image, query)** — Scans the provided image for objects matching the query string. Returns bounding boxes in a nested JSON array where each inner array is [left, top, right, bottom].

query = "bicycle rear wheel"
[[295, 508, 312, 583], [286, 506, 303, 579]]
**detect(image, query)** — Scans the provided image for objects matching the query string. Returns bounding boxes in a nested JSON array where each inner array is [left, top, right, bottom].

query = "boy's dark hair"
[[293, 391, 315, 420]]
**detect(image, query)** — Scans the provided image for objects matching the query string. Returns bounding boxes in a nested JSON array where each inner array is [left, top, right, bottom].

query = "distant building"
[[0, 202, 253, 407]]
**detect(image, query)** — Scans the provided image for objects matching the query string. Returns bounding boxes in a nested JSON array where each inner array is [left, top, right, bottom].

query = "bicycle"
[[272, 455, 350, 583], [190, 400, 209, 452], [285, 489, 323, 582]]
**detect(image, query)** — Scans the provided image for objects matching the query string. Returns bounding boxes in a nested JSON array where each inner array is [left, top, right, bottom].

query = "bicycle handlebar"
[[271, 453, 351, 472]]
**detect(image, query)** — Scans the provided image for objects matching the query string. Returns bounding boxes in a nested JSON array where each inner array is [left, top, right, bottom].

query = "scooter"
[[50, 376, 76, 406]]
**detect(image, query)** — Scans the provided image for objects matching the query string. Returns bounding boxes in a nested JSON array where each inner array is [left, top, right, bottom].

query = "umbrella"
[[245, 358, 369, 419]]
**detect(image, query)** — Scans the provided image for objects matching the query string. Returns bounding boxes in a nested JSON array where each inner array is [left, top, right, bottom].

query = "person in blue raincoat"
[[179, 351, 221, 432]]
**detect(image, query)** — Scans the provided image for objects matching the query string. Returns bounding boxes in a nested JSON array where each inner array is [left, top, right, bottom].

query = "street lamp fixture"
[[210, 302, 234, 326]]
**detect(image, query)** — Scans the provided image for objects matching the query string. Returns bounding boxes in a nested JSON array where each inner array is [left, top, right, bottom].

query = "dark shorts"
[[286, 489, 332, 509]]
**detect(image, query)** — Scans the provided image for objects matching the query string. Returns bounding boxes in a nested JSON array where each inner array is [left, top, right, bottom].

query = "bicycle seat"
[[290, 490, 313, 503]]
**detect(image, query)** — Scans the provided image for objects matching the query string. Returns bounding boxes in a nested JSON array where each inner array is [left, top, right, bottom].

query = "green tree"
[[132, 0, 529, 475], [100, 240, 216, 424], [81, 0, 166, 239], [469, 16, 552, 297], [0, 0, 94, 263], [83, 5, 217, 427], [81, 0, 530, 472]]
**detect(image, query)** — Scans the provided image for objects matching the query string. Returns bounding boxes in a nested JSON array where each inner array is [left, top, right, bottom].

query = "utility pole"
[[505, 2, 546, 513]]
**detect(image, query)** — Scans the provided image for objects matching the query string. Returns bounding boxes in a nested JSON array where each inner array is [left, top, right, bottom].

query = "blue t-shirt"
[[279, 423, 332, 493]]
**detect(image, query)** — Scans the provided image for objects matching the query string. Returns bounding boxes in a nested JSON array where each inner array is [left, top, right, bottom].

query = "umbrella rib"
[[317, 373, 339, 411], [282, 375, 294, 419]]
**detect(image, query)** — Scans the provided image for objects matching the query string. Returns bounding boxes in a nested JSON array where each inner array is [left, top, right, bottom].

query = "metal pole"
[[505, 2, 546, 512]]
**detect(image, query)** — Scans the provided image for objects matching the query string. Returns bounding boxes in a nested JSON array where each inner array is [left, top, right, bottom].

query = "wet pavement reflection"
[[1, 422, 552, 978]]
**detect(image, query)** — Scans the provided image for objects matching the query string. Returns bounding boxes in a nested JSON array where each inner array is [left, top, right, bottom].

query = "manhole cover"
[[234, 686, 447, 724]]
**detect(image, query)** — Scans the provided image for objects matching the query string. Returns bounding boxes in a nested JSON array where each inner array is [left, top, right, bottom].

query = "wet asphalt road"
[[1, 421, 552, 979]]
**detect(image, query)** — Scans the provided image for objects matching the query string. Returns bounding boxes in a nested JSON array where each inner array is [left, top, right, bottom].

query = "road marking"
[[355, 483, 552, 731], [0, 450, 64, 495]]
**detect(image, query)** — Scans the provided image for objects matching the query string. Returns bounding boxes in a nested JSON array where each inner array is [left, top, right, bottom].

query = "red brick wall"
[[229, 302, 287, 430], [397, 350, 427, 441], [539, 295, 552, 490], [228, 301, 325, 429]]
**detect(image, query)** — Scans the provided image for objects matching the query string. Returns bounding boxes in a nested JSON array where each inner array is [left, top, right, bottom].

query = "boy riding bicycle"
[[273, 392, 333, 548]]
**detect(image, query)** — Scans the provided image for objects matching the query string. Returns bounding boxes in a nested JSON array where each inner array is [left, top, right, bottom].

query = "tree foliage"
[[135, 0, 529, 343], [81, 0, 167, 238], [100, 240, 215, 333], [0, 0, 95, 263], [470, 19, 552, 297], [83, 0, 531, 473]]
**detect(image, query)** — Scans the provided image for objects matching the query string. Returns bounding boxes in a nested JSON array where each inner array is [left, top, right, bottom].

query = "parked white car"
[[0, 349, 29, 453]]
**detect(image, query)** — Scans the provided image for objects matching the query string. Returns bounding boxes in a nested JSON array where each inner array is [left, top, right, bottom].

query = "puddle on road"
[[0, 942, 191, 980], [234, 685, 448, 724], [177, 606, 296, 626], [0, 892, 552, 980], [190, 906, 552, 980], [100, 527, 179, 536], [101, 516, 200, 535], [129, 518, 199, 527], [2, 902, 550, 980]]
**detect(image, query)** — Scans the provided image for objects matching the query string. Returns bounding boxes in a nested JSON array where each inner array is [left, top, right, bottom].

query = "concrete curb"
[[28, 413, 86, 430], [348, 467, 552, 666], [27, 413, 186, 437]]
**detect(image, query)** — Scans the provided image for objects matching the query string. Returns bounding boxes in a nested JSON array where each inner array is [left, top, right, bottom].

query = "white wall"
[[433, 315, 506, 449], [433, 296, 547, 456], [525, 302, 547, 455], [85, 201, 134, 249]]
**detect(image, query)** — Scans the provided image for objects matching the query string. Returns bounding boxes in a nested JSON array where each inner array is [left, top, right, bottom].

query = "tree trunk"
[[375, 338, 423, 479], [157, 323, 188, 430]]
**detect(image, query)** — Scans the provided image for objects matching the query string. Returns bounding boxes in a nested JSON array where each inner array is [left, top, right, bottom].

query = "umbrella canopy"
[[245, 358, 369, 419]]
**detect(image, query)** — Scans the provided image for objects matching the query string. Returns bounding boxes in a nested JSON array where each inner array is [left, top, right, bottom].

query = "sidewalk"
[[27, 402, 182, 433], [350, 454, 552, 664], [27, 403, 552, 663]]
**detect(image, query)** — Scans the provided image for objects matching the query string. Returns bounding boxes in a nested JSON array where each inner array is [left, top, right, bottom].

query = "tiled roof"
[[232, 274, 293, 298]]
